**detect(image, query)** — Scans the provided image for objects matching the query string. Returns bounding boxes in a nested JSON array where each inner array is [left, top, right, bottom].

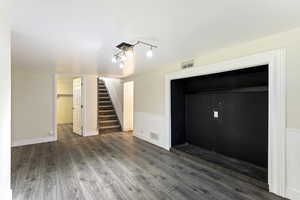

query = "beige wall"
[[12, 68, 55, 143], [57, 78, 73, 124], [12, 71, 99, 143]]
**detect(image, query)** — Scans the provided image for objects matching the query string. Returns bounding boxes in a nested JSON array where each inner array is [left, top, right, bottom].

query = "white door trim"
[[165, 49, 287, 197]]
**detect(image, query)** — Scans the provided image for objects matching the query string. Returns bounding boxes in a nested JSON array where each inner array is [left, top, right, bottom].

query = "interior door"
[[123, 81, 134, 131], [73, 77, 83, 135]]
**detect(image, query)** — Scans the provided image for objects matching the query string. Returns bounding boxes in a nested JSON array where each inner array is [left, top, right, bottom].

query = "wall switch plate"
[[213, 111, 219, 118]]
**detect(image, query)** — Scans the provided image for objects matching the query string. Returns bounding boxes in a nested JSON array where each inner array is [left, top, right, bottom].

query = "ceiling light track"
[[112, 40, 158, 68]]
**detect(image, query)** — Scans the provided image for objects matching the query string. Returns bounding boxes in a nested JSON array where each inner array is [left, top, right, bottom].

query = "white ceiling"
[[11, 0, 300, 77]]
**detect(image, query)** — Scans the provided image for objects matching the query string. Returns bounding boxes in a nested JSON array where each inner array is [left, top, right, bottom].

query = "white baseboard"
[[287, 187, 300, 200], [0, 188, 12, 200], [84, 130, 98, 137], [134, 132, 169, 151], [287, 128, 300, 134], [286, 128, 300, 200], [12, 136, 57, 147]]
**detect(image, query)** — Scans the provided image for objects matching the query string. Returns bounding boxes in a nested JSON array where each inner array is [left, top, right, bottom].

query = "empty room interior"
[[1, 0, 300, 199]]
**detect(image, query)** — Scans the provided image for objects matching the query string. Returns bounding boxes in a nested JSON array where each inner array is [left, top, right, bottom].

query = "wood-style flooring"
[[172, 144, 268, 188], [12, 125, 286, 200]]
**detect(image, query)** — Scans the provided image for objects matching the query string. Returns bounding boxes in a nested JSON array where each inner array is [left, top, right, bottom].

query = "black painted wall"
[[171, 65, 268, 168]]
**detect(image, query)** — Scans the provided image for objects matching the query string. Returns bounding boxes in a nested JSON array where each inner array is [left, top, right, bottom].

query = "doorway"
[[56, 76, 83, 141], [123, 81, 134, 132], [171, 66, 269, 185], [165, 50, 287, 197]]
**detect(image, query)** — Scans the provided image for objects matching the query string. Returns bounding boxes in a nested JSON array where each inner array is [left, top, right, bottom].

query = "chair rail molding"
[[165, 49, 287, 197]]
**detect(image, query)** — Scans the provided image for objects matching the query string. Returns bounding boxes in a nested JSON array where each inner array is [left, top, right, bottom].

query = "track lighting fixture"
[[119, 62, 125, 69], [121, 54, 127, 61], [111, 41, 158, 68], [146, 47, 153, 58], [125, 48, 134, 57], [112, 56, 117, 63]]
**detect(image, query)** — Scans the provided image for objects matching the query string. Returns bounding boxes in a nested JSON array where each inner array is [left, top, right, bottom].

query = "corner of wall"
[[286, 128, 300, 200]]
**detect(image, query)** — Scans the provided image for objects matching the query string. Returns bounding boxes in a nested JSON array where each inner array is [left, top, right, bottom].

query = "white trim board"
[[84, 130, 99, 137], [0, 188, 12, 200], [134, 131, 169, 151], [287, 187, 300, 200], [165, 49, 287, 197], [286, 128, 300, 200], [12, 137, 56, 147], [287, 128, 300, 134]]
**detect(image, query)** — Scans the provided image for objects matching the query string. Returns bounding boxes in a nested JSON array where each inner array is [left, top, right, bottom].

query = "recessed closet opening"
[[171, 65, 269, 186]]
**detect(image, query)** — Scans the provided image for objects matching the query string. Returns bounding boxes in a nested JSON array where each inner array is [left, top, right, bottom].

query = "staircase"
[[98, 79, 121, 134]]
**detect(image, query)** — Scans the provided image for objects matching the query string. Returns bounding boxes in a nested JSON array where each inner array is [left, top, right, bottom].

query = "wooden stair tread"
[[99, 100, 111, 103], [99, 110, 114, 112], [99, 105, 113, 108], [99, 114, 116, 117], [99, 120, 118, 123], [99, 125, 121, 129]]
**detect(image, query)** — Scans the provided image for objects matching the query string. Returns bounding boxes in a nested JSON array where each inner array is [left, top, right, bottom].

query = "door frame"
[[165, 49, 287, 197], [123, 81, 134, 131], [54, 74, 85, 140]]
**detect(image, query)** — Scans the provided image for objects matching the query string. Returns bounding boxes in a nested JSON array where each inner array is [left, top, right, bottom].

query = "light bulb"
[[121, 55, 127, 61], [112, 56, 117, 63], [125, 49, 134, 57], [120, 62, 124, 69], [146, 49, 153, 58]]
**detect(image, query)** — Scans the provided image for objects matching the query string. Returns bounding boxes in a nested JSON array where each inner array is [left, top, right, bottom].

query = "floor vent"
[[150, 132, 159, 140]]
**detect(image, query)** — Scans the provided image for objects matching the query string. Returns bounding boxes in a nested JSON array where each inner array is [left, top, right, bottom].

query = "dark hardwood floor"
[[12, 125, 285, 200]]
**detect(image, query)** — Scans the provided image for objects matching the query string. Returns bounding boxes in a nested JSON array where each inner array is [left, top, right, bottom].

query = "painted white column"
[[0, 3, 12, 199]]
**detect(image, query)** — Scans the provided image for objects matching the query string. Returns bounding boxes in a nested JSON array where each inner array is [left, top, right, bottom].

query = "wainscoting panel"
[[134, 112, 168, 150], [286, 128, 300, 200]]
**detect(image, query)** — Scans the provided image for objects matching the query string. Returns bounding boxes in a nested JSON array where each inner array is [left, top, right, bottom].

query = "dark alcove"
[[171, 65, 268, 184]]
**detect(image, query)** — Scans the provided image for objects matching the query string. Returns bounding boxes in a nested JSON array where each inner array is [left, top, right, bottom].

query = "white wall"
[[125, 27, 300, 199], [103, 78, 123, 128], [0, 3, 12, 198]]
